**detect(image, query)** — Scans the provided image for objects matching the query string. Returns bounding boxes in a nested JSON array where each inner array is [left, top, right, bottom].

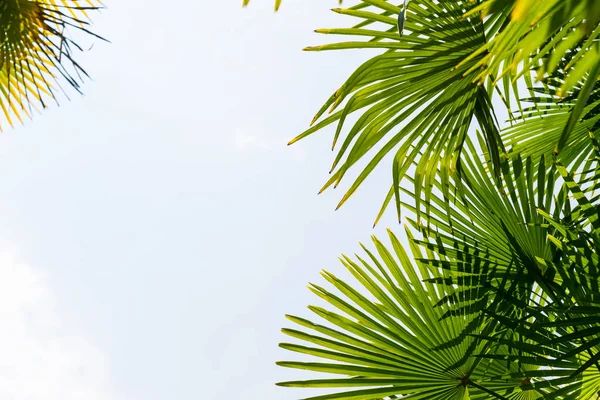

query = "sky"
[[0, 1, 415, 399]]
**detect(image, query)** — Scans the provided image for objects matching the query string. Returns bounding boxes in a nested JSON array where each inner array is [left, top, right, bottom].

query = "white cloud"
[[0, 245, 121, 400]]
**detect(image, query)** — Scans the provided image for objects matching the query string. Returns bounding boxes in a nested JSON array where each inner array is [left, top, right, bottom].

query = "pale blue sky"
[[0, 2, 413, 399]]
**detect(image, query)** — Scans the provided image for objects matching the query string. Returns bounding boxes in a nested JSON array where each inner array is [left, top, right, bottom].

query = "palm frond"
[[0, 0, 104, 129], [502, 65, 600, 168], [278, 229, 538, 399], [277, 135, 600, 398], [464, 0, 600, 98], [432, 135, 600, 398], [402, 135, 561, 287], [269, 2, 600, 398], [289, 0, 503, 221]]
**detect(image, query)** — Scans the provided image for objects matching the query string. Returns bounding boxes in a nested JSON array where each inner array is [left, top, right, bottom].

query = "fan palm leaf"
[[501, 68, 600, 169], [277, 229, 541, 399], [464, 0, 600, 99], [493, 139, 600, 397], [288, 0, 503, 221], [0, 0, 103, 129], [420, 135, 600, 398], [245, 1, 600, 220]]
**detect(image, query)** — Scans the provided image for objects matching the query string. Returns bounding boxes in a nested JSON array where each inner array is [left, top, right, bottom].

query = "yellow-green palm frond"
[[464, 0, 600, 97], [0, 0, 104, 129]]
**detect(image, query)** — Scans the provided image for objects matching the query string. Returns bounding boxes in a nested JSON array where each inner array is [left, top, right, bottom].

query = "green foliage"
[[275, 0, 599, 222], [292, 0, 506, 222], [278, 135, 600, 398], [245, 0, 600, 398], [278, 229, 542, 399], [465, 0, 600, 99]]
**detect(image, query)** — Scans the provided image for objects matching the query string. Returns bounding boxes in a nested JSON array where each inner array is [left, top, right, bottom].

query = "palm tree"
[[0, 0, 104, 130], [244, 0, 600, 398]]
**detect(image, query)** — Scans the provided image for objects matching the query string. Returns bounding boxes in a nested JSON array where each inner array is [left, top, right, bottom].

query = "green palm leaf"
[[430, 135, 600, 398], [289, 0, 503, 221], [278, 229, 537, 399], [502, 69, 600, 170], [263, 2, 600, 399], [277, 138, 600, 398], [463, 0, 600, 98], [246, 1, 600, 220]]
